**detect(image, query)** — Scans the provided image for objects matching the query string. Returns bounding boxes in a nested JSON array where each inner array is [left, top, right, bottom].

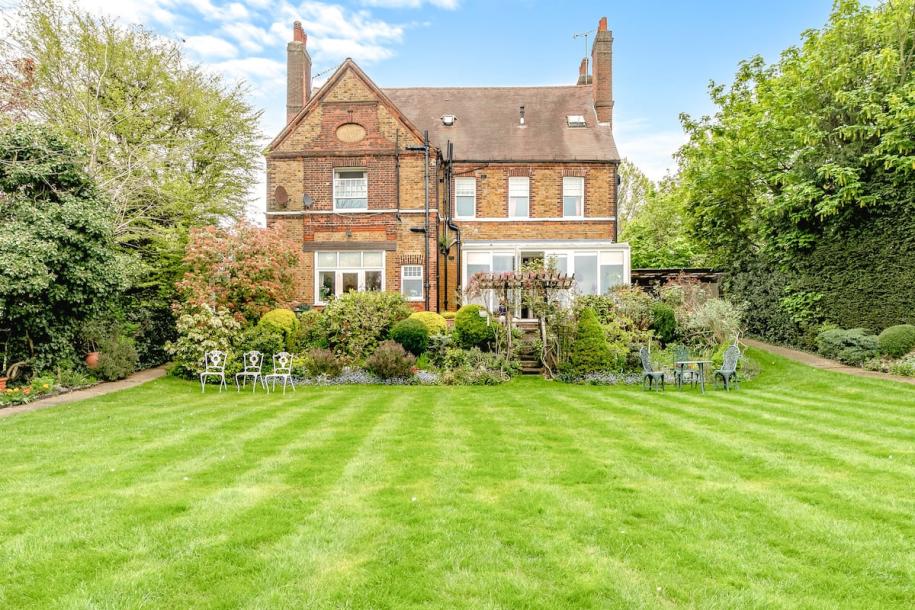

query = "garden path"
[[0, 366, 167, 418], [745, 339, 915, 386]]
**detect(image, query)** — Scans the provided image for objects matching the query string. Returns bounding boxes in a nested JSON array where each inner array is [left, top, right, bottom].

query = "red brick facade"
[[266, 19, 625, 313]]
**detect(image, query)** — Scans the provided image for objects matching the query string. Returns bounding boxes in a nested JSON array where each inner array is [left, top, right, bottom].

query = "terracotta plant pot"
[[0, 376, 6, 391], [85, 351, 100, 369]]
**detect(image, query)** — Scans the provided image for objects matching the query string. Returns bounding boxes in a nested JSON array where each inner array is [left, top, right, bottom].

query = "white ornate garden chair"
[[235, 350, 264, 392], [199, 349, 228, 393], [263, 351, 296, 394]]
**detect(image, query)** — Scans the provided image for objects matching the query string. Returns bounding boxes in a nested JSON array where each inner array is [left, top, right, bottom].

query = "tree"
[[0, 123, 126, 370], [616, 158, 655, 229], [621, 177, 706, 268], [177, 223, 307, 325], [677, 0, 915, 336]]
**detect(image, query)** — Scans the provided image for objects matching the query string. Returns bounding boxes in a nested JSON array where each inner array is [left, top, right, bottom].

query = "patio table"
[[675, 360, 714, 393]]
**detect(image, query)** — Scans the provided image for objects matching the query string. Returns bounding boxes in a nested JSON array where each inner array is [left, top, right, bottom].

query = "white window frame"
[[562, 176, 584, 218], [315, 251, 385, 305], [333, 168, 368, 211], [508, 177, 530, 218], [400, 265, 424, 301], [454, 177, 476, 219]]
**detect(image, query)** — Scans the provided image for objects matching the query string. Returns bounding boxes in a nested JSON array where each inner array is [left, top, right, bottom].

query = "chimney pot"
[[598, 16, 608, 32], [293, 20, 305, 43]]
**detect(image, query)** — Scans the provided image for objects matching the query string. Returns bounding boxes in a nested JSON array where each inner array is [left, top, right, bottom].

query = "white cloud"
[[361, 0, 459, 9], [182, 34, 238, 59], [614, 118, 686, 181], [221, 21, 275, 52], [78, 0, 178, 26]]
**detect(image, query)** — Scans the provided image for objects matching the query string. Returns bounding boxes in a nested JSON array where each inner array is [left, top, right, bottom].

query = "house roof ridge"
[[382, 84, 586, 92]]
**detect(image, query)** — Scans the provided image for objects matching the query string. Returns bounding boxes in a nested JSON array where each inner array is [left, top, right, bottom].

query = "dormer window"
[[566, 114, 586, 128], [441, 114, 456, 126]]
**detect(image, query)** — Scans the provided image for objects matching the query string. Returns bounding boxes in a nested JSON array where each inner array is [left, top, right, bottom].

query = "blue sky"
[[6, 0, 850, 212]]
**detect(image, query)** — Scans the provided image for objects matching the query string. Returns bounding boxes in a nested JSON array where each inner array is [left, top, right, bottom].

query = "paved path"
[[0, 366, 167, 419], [745, 338, 915, 386]]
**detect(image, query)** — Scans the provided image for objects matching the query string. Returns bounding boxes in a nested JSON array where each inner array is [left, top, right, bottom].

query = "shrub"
[[454, 304, 496, 349], [574, 295, 617, 325], [815, 328, 879, 366], [293, 310, 328, 350], [610, 286, 654, 331], [258, 309, 300, 350], [877, 325, 915, 358], [650, 301, 678, 345], [410, 311, 447, 335], [889, 353, 915, 377], [323, 291, 412, 360], [166, 305, 241, 378], [682, 298, 744, 348], [364, 340, 415, 379], [236, 325, 285, 359], [390, 318, 429, 355], [426, 334, 454, 368], [95, 334, 138, 381], [562, 308, 613, 377], [302, 348, 343, 378], [442, 311, 456, 320]]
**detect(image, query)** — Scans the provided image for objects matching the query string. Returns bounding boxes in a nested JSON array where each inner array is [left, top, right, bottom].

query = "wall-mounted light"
[[441, 114, 456, 126]]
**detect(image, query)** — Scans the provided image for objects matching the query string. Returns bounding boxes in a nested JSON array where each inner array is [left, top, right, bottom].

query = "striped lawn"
[[0, 348, 913, 609]]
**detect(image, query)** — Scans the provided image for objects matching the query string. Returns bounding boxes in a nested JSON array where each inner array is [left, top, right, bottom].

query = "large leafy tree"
[[0, 123, 126, 371], [177, 224, 306, 325], [616, 158, 655, 230], [677, 0, 915, 333]]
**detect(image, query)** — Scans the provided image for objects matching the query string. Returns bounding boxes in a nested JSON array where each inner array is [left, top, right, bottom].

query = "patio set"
[[639, 344, 741, 392], [199, 350, 297, 394]]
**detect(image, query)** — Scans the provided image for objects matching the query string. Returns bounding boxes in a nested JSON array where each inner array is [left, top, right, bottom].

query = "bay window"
[[315, 250, 384, 304]]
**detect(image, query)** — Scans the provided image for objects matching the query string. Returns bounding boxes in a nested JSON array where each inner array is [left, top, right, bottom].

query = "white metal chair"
[[263, 351, 296, 394], [235, 350, 264, 392], [199, 350, 228, 392]]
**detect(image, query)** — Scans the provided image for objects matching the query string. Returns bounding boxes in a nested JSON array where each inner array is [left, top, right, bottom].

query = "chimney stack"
[[576, 58, 590, 85], [591, 16, 613, 125], [286, 20, 312, 124]]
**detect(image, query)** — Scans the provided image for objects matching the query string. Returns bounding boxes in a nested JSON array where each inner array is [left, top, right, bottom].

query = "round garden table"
[[675, 360, 714, 393]]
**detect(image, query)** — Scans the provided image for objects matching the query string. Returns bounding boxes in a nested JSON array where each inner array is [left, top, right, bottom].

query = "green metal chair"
[[672, 345, 697, 389], [640, 347, 665, 391], [714, 345, 741, 390]]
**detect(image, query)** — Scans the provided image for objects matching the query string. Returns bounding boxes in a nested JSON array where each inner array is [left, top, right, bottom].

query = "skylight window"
[[566, 114, 586, 128]]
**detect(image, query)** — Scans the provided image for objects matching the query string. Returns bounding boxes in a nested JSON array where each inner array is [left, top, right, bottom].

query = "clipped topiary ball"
[[878, 324, 915, 358], [454, 304, 495, 349], [390, 317, 430, 355], [258, 308, 300, 350], [409, 311, 448, 335]]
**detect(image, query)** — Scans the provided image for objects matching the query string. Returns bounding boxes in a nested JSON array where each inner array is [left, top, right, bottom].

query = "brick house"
[[266, 17, 629, 314]]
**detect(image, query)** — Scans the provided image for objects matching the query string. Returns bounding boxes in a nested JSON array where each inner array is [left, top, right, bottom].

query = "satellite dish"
[[274, 185, 289, 208], [302, 194, 314, 209]]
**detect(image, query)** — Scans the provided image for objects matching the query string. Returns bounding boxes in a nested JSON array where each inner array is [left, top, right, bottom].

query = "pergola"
[[470, 270, 575, 353]]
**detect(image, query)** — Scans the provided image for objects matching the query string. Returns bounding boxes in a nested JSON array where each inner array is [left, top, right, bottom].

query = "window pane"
[[402, 266, 423, 300], [341, 272, 358, 293], [563, 196, 582, 217], [493, 255, 515, 273], [466, 252, 490, 266], [456, 196, 475, 217], [317, 252, 336, 268], [319, 271, 335, 302], [455, 177, 476, 196], [336, 170, 365, 180], [335, 198, 367, 209], [562, 176, 583, 195], [467, 264, 489, 280], [508, 177, 529, 196], [339, 251, 361, 267], [510, 196, 529, 217], [600, 264, 624, 293], [574, 254, 598, 295], [363, 251, 383, 267], [365, 270, 382, 291], [547, 254, 568, 274]]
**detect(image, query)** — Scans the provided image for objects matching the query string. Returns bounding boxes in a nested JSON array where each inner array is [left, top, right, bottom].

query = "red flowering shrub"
[[177, 223, 305, 324]]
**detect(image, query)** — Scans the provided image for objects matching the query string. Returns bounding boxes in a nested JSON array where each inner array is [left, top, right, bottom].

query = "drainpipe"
[[613, 162, 620, 243], [445, 140, 462, 306], [394, 131, 401, 222], [423, 130, 430, 311]]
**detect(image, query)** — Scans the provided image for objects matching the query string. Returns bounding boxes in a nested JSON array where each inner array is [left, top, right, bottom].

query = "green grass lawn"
[[1, 349, 913, 609]]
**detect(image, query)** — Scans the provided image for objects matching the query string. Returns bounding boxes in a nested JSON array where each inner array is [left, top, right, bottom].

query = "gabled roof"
[[267, 58, 427, 152], [383, 85, 620, 162]]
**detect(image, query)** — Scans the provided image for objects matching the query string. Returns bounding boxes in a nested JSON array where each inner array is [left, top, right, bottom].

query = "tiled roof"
[[383, 85, 619, 162]]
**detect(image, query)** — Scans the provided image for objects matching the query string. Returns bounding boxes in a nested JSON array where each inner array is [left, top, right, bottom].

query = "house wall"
[[437, 161, 619, 311], [266, 67, 438, 310]]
